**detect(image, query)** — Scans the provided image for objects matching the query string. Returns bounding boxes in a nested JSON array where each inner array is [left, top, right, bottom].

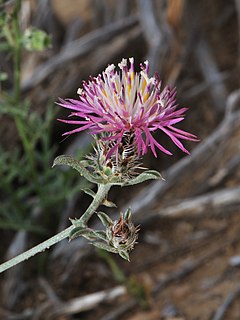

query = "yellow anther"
[[143, 93, 149, 103], [130, 71, 134, 83], [141, 78, 147, 93], [127, 84, 131, 96]]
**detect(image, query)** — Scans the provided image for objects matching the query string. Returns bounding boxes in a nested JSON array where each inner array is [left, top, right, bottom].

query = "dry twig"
[[134, 228, 226, 273], [49, 286, 126, 317], [144, 186, 240, 221], [212, 286, 240, 320], [195, 39, 227, 112], [153, 233, 240, 296], [138, 0, 172, 73]]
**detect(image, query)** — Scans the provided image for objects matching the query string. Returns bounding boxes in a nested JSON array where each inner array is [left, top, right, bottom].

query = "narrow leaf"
[[119, 251, 130, 261], [123, 170, 164, 186], [69, 226, 86, 240], [97, 211, 113, 228], [70, 227, 98, 241], [92, 242, 117, 253], [52, 155, 104, 184], [81, 231, 98, 241], [82, 188, 96, 198], [102, 198, 117, 208], [94, 230, 107, 241], [123, 208, 132, 220]]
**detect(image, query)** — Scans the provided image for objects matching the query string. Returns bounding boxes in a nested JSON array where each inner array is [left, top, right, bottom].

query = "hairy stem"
[[0, 226, 74, 273], [80, 184, 111, 226], [0, 184, 111, 273]]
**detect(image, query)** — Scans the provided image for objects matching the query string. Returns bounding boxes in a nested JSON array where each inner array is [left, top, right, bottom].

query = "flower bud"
[[106, 210, 139, 252]]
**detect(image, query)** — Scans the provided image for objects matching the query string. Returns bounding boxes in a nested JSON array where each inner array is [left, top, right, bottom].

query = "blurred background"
[[0, 0, 240, 319]]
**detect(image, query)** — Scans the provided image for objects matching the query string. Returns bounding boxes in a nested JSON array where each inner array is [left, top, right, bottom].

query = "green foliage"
[[53, 155, 105, 184], [0, 0, 88, 234], [0, 104, 86, 233], [22, 27, 51, 51], [53, 155, 163, 187], [97, 212, 112, 228], [122, 170, 164, 186]]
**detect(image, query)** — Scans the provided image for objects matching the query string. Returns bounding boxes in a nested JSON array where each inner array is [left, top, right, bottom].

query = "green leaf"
[[94, 230, 107, 241], [81, 188, 96, 198], [69, 226, 85, 240], [97, 211, 113, 228], [81, 231, 98, 241], [123, 170, 164, 186], [52, 155, 104, 184], [119, 251, 130, 261], [69, 226, 97, 241], [0, 102, 28, 117], [123, 208, 132, 220], [92, 242, 117, 253], [102, 198, 117, 208]]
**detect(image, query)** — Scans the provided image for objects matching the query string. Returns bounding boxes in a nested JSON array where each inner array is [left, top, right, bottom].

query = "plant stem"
[[80, 184, 111, 226], [13, 0, 21, 103], [0, 226, 74, 273], [0, 183, 111, 273]]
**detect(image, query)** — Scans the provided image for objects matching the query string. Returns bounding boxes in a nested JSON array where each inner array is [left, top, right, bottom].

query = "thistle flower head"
[[58, 58, 197, 157]]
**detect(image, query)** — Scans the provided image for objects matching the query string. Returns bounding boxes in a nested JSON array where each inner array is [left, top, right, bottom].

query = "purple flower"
[[58, 58, 198, 157]]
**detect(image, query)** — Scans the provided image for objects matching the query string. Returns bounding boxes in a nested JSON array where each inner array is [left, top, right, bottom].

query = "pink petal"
[[145, 129, 172, 157], [158, 125, 190, 154], [62, 123, 93, 135]]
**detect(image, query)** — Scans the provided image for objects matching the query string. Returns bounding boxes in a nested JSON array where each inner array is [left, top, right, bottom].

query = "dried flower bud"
[[106, 210, 139, 252]]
